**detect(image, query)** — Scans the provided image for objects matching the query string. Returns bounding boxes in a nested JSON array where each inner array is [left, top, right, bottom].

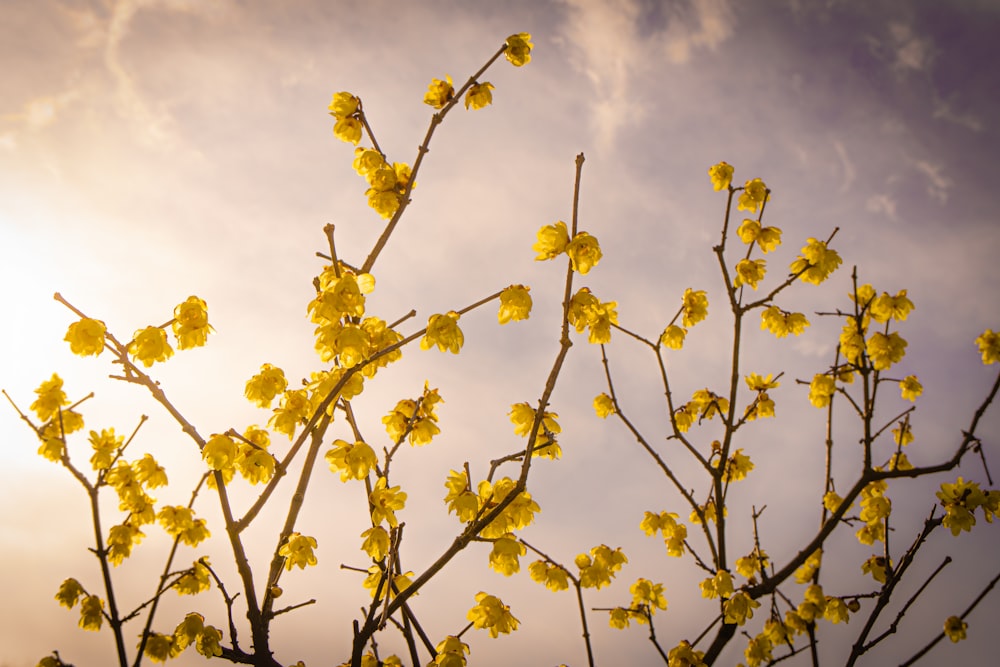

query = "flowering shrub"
[[8, 32, 999, 667]]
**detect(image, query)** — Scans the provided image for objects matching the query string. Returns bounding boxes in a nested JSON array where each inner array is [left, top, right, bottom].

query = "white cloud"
[[99, 0, 229, 149], [832, 139, 855, 193], [661, 0, 735, 64], [888, 21, 933, 73], [556, 0, 734, 149], [0, 90, 81, 147], [866, 193, 898, 220], [932, 98, 984, 132], [914, 159, 952, 203]]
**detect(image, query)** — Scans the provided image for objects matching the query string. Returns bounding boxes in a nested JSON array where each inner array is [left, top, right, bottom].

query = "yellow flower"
[[64, 318, 106, 356], [861, 555, 890, 584], [568, 288, 600, 332], [699, 570, 734, 599], [467, 592, 520, 637], [823, 491, 847, 513], [839, 319, 867, 366], [659, 324, 686, 349], [575, 545, 627, 589], [370, 476, 407, 527], [362, 566, 414, 601], [175, 559, 211, 595], [465, 81, 495, 110], [142, 632, 181, 662], [508, 401, 561, 458], [333, 117, 362, 145], [609, 607, 632, 629], [528, 560, 569, 591], [106, 522, 143, 566], [745, 373, 779, 391], [203, 434, 237, 471], [744, 635, 773, 667], [498, 284, 532, 324], [328, 91, 359, 118], [325, 439, 377, 481], [667, 641, 706, 667], [30, 373, 69, 422], [737, 178, 769, 213], [367, 188, 401, 219], [533, 220, 570, 260], [790, 238, 842, 285], [899, 375, 922, 401], [55, 578, 84, 608], [593, 393, 615, 418], [976, 329, 1000, 364], [808, 374, 836, 408], [477, 477, 540, 538], [630, 578, 668, 614], [279, 532, 318, 570], [639, 511, 687, 556], [724, 591, 760, 625], [174, 612, 206, 647], [944, 615, 968, 642], [866, 331, 907, 370], [736, 218, 759, 243], [353, 147, 385, 177], [269, 388, 311, 439], [488, 534, 526, 576], [78, 595, 103, 631], [824, 596, 850, 624], [734, 258, 766, 290], [245, 364, 288, 408], [504, 33, 533, 67], [172, 296, 212, 349], [423, 75, 454, 109], [432, 637, 469, 667], [870, 290, 914, 323], [444, 470, 479, 522], [566, 231, 603, 274], [735, 549, 769, 579], [681, 288, 709, 326], [760, 306, 809, 337], [708, 161, 734, 191], [736, 219, 782, 253], [128, 326, 174, 367], [133, 452, 167, 488], [236, 429, 275, 485], [892, 421, 914, 446], [794, 549, 822, 584], [586, 300, 618, 344], [421, 311, 464, 354], [88, 428, 122, 471], [196, 626, 223, 658], [888, 451, 913, 471], [723, 449, 754, 482], [937, 477, 989, 536], [690, 388, 729, 420], [360, 526, 390, 561]]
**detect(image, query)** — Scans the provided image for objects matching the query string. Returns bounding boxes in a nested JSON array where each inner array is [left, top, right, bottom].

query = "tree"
[[6, 32, 999, 667]]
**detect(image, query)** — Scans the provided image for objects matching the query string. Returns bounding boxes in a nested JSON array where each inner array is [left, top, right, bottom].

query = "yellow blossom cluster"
[[574, 544, 628, 589], [533, 220, 604, 275], [141, 612, 223, 661], [509, 401, 561, 459], [936, 477, 999, 536], [467, 592, 519, 638], [640, 510, 688, 557], [382, 383, 443, 446], [567, 287, 617, 344]]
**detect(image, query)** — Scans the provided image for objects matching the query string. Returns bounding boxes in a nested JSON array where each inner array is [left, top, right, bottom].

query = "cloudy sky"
[[2, 0, 999, 665]]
